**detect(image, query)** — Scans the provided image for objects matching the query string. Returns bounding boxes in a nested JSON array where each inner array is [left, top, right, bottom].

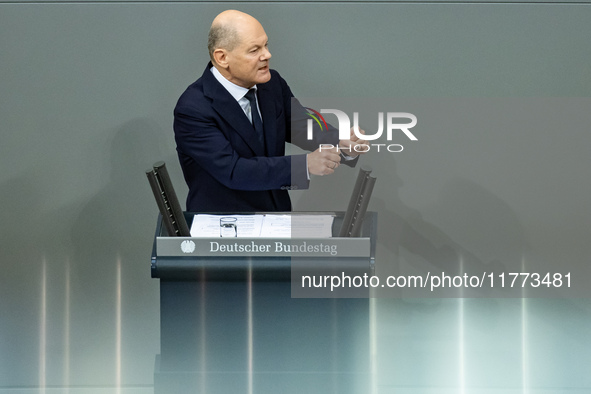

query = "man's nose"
[[262, 47, 271, 60]]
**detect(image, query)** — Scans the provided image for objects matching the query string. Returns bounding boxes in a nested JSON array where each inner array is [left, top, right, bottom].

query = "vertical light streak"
[[63, 258, 71, 391], [331, 299, 338, 394], [200, 270, 207, 393], [39, 258, 47, 394], [116, 257, 122, 394], [459, 297, 465, 394], [247, 260, 253, 394], [369, 297, 378, 394], [458, 253, 465, 394], [521, 253, 528, 394]]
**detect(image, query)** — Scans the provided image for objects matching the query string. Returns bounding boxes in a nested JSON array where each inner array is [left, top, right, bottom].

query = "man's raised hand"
[[338, 127, 369, 157]]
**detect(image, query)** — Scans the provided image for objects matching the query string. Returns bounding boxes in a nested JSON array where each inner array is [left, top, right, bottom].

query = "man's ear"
[[213, 49, 229, 69]]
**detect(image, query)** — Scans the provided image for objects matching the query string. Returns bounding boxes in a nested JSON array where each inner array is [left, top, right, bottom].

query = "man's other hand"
[[338, 127, 369, 157], [307, 146, 341, 176]]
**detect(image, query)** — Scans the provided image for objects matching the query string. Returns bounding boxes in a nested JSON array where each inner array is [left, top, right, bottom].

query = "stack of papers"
[[190, 214, 334, 238]]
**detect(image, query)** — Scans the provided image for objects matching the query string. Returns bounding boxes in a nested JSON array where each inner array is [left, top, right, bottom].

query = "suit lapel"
[[256, 82, 277, 156], [202, 65, 265, 156]]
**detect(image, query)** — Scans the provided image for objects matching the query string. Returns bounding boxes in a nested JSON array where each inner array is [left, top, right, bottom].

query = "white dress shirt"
[[210, 66, 262, 123]]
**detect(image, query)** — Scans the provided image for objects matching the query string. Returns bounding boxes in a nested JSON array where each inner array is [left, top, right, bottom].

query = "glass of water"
[[220, 217, 237, 237]]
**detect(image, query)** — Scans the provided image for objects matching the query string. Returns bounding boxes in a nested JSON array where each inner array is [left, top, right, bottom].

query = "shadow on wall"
[[67, 118, 183, 385], [375, 157, 527, 298], [294, 153, 527, 298], [0, 173, 71, 386], [0, 118, 182, 387]]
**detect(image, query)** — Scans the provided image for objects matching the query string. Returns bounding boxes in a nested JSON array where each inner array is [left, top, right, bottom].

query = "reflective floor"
[[3, 297, 589, 394], [374, 298, 591, 393]]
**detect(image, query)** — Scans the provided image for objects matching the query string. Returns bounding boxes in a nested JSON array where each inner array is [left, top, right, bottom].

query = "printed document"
[[190, 214, 334, 238]]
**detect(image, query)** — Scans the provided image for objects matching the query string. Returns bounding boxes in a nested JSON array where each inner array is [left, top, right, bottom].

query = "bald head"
[[208, 10, 261, 63], [207, 10, 272, 88]]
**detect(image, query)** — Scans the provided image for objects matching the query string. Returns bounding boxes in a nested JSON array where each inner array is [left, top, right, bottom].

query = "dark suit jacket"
[[174, 63, 346, 212]]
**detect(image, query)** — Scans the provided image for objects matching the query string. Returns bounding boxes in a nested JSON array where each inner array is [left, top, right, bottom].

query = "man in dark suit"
[[174, 10, 366, 212]]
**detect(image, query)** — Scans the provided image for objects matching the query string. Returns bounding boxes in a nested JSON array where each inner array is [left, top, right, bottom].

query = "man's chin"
[[257, 68, 271, 83]]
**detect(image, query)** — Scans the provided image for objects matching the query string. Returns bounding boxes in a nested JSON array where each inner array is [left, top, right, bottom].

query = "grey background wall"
[[1, 0, 590, 392]]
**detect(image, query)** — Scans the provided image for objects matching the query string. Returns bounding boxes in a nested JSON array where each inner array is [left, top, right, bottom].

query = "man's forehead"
[[240, 31, 268, 47], [235, 20, 267, 42]]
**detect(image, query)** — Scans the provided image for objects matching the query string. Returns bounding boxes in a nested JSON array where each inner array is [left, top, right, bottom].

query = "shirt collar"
[[210, 66, 256, 102]]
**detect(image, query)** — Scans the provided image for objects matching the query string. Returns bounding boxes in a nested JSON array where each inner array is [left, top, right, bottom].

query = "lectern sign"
[[157, 237, 370, 258]]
